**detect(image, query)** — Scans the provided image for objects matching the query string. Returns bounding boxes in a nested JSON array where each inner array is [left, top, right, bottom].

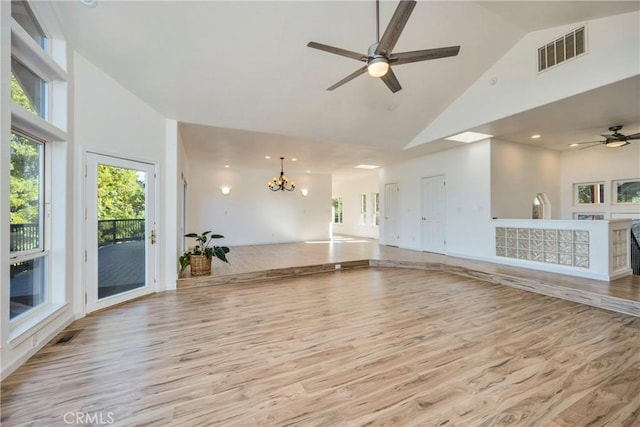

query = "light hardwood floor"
[[181, 236, 640, 316], [2, 268, 639, 426]]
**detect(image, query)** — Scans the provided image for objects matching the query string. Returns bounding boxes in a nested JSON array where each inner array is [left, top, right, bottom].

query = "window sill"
[[9, 303, 69, 349]]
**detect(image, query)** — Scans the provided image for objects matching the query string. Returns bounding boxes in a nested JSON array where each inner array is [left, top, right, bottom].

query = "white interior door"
[[421, 175, 447, 254], [85, 152, 157, 313], [384, 183, 399, 246]]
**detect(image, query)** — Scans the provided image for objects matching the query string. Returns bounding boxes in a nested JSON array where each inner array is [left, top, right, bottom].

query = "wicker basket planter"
[[180, 231, 230, 277], [189, 255, 212, 276]]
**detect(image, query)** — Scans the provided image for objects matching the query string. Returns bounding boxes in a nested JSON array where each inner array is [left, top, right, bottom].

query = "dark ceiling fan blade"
[[307, 42, 368, 62], [327, 65, 368, 90], [624, 132, 640, 140], [601, 134, 624, 140], [578, 143, 603, 150], [390, 46, 460, 65], [380, 67, 402, 93], [375, 0, 417, 56]]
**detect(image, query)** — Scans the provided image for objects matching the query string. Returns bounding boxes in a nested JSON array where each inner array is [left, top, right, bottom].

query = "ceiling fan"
[[307, 0, 460, 93], [573, 125, 640, 149]]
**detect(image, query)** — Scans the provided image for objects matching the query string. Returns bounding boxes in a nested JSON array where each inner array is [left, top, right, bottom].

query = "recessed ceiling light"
[[531, 134, 541, 139], [445, 131, 493, 143], [569, 143, 579, 147], [80, 0, 98, 7], [265, 156, 271, 159], [224, 165, 230, 168], [306, 170, 311, 174], [355, 164, 380, 169], [291, 158, 297, 161]]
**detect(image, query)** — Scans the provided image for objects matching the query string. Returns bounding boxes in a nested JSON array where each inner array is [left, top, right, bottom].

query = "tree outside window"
[[616, 180, 640, 203]]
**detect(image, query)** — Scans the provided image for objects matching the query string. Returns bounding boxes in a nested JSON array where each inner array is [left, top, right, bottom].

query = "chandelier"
[[268, 157, 296, 192]]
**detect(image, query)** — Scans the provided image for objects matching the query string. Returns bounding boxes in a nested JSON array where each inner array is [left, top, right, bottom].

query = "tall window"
[[332, 197, 343, 224], [360, 194, 367, 225], [373, 193, 380, 226], [10, 132, 46, 319], [7, 0, 67, 324]]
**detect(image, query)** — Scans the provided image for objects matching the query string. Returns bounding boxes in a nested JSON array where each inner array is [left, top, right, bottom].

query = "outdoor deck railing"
[[97, 219, 145, 246], [10, 219, 145, 251], [10, 223, 38, 252]]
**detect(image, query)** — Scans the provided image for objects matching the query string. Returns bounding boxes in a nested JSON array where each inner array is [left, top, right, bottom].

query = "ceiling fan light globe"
[[605, 140, 629, 148], [368, 58, 389, 77]]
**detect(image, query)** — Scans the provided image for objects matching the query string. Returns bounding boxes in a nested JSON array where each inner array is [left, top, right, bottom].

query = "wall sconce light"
[[221, 186, 231, 195], [301, 188, 309, 197]]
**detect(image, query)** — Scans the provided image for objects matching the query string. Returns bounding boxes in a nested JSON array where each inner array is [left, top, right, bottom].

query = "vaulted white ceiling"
[[51, 1, 640, 175]]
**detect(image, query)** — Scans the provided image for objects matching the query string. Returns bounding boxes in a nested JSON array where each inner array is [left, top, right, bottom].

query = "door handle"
[[422, 217, 427, 220], [150, 229, 156, 245]]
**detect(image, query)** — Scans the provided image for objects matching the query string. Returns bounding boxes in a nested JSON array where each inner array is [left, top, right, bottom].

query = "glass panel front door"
[[86, 153, 156, 312], [97, 163, 147, 298]]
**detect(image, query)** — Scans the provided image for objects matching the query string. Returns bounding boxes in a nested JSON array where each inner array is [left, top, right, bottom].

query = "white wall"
[[187, 161, 331, 246], [491, 139, 561, 219], [73, 52, 170, 298], [380, 141, 493, 258], [560, 143, 640, 219], [409, 11, 640, 147], [332, 171, 380, 239]]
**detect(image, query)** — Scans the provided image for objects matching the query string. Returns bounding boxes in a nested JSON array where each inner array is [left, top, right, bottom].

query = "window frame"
[[9, 130, 51, 324], [613, 178, 640, 205], [11, 0, 48, 52], [332, 197, 343, 224], [360, 193, 367, 225], [573, 213, 606, 220], [11, 55, 50, 120], [7, 0, 67, 333], [9, 129, 46, 258], [574, 181, 605, 205]]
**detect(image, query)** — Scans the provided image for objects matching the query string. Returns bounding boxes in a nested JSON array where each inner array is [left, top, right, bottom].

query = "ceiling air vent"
[[538, 26, 585, 72]]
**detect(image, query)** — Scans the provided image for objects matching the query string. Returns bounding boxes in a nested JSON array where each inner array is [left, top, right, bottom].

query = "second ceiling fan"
[[307, 0, 460, 93]]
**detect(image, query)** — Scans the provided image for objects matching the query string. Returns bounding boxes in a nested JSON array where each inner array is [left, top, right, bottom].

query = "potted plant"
[[179, 231, 230, 276]]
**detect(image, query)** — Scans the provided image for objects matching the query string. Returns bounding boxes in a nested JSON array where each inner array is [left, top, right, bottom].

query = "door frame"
[[384, 183, 399, 246], [84, 150, 159, 313], [421, 174, 447, 254]]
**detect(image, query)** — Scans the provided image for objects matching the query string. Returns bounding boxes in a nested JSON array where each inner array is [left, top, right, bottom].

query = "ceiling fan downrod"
[[376, 0, 380, 42]]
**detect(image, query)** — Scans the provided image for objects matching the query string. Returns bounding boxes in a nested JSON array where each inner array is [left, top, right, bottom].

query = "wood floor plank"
[[2, 268, 639, 426]]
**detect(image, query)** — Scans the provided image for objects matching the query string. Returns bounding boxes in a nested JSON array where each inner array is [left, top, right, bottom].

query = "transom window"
[[575, 182, 605, 205], [614, 179, 640, 204], [11, 0, 48, 50], [11, 56, 48, 119]]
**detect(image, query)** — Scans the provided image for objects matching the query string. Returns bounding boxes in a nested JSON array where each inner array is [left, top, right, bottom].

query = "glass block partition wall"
[[496, 227, 590, 268], [611, 228, 628, 269]]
